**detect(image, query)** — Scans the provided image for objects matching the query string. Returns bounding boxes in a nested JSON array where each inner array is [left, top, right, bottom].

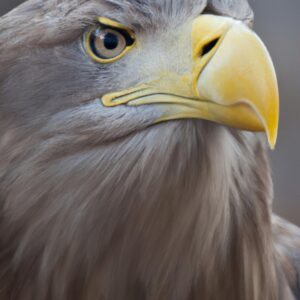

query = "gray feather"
[[273, 216, 300, 299]]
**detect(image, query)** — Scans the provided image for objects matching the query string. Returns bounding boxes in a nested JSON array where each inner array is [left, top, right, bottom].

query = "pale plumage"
[[0, 1, 299, 300]]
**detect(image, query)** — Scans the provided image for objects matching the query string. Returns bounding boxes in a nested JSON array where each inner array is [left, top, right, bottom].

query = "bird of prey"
[[0, 0, 299, 299]]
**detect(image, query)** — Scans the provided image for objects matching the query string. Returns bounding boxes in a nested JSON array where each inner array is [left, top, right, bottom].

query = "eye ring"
[[84, 17, 136, 64]]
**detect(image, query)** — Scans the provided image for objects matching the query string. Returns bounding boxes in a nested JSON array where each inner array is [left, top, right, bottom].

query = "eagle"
[[0, 0, 299, 299]]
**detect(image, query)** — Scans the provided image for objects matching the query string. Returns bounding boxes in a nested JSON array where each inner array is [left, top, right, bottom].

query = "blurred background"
[[1, 0, 299, 225]]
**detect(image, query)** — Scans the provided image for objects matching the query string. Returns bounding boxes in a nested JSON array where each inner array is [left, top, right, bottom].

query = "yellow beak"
[[102, 15, 279, 149]]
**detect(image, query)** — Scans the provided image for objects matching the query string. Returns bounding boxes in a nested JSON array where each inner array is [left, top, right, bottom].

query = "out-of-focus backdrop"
[[1, 0, 299, 225]]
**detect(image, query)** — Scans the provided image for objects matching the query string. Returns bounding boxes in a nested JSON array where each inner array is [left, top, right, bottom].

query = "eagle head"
[[0, 1, 280, 299]]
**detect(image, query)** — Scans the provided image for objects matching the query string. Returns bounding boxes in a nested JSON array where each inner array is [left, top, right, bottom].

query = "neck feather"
[[119, 122, 278, 300], [0, 121, 278, 300]]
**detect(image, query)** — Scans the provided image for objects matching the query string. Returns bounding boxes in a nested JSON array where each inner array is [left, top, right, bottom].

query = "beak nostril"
[[201, 37, 220, 57]]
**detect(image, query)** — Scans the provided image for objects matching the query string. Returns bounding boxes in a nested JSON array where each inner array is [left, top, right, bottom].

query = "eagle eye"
[[84, 17, 136, 64]]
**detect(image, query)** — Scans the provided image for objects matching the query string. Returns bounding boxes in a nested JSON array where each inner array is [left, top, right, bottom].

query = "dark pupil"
[[104, 33, 119, 50]]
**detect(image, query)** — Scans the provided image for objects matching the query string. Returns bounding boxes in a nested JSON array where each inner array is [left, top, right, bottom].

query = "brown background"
[[1, 0, 300, 225]]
